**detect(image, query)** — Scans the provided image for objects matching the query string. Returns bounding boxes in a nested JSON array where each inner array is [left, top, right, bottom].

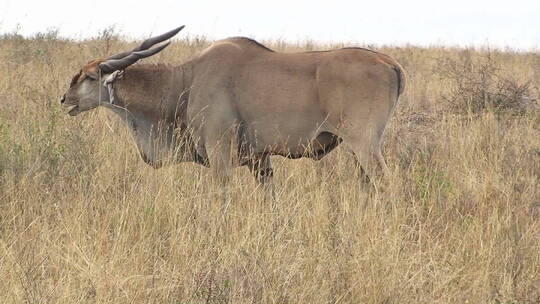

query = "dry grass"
[[0, 30, 539, 304]]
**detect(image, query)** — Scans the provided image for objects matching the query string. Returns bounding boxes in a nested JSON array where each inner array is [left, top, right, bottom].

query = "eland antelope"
[[61, 26, 406, 196]]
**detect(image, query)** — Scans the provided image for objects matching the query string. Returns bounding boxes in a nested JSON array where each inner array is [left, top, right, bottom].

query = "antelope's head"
[[60, 26, 184, 116]]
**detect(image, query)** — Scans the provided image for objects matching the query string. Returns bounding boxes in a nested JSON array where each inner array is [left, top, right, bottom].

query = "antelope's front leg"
[[190, 92, 239, 215], [206, 138, 234, 215]]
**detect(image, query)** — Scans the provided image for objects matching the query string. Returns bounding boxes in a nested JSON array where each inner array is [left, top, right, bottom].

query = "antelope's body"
[[61, 27, 406, 197]]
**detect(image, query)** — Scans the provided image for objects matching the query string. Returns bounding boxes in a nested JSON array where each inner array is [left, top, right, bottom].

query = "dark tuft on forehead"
[[69, 70, 82, 87]]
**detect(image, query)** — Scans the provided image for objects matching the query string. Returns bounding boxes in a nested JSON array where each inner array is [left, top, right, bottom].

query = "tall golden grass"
[[0, 30, 539, 304]]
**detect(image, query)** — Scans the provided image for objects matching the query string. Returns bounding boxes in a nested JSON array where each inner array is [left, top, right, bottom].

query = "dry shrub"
[[435, 51, 538, 115]]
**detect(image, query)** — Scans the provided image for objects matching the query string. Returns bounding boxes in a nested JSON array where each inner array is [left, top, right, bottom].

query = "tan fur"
[[80, 58, 105, 81]]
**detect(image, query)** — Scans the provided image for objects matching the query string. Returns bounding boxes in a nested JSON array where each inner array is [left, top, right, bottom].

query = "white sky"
[[1, 0, 539, 50]]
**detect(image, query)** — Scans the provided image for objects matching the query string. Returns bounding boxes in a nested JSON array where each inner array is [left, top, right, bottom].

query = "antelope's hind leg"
[[248, 154, 276, 201]]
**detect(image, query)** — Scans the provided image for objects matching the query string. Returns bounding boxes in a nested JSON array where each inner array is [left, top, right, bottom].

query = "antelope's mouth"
[[62, 99, 82, 116], [67, 105, 82, 116]]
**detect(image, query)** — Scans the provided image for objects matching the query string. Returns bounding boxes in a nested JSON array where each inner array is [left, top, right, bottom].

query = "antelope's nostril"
[[60, 95, 65, 104]]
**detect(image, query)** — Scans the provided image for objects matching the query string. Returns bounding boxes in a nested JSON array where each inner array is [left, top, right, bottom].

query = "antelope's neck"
[[103, 62, 194, 166], [112, 63, 192, 124]]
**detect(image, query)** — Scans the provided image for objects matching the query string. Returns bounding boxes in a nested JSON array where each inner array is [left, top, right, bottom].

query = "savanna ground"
[[0, 28, 539, 304]]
